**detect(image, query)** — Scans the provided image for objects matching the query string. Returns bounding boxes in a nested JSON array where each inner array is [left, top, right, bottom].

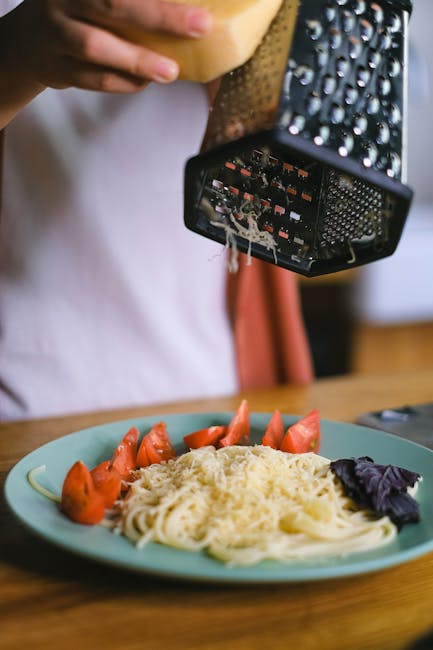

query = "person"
[[0, 0, 313, 421]]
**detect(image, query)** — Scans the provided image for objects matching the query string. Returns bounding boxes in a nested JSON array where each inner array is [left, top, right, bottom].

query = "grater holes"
[[275, 0, 406, 176], [203, 0, 294, 149], [320, 171, 387, 246]]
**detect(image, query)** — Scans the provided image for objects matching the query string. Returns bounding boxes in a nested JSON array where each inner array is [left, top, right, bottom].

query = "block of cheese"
[[122, 0, 284, 83]]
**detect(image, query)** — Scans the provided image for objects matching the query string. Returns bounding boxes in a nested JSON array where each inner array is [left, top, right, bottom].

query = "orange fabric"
[[227, 255, 314, 390]]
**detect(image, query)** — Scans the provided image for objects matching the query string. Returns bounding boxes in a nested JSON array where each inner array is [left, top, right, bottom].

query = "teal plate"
[[4, 412, 433, 584]]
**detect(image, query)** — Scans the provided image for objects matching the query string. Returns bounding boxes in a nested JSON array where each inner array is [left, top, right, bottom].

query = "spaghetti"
[[118, 445, 398, 565]]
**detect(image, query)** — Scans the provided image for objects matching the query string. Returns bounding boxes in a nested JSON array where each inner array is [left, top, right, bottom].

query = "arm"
[[0, 0, 213, 129]]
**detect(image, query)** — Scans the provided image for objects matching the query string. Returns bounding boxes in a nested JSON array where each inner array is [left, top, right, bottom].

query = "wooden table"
[[2, 369, 433, 650]]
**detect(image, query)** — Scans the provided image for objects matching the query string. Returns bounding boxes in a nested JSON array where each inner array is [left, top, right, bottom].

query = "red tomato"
[[61, 460, 105, 525], [261, 409, 285, 449], [218, 400, 250, 447], [136, 437, 150, 468], [90, 460, 122, 508], [110, 426, 139, 480], [280, 409, 321, 454], [183, 425, 227, 449], [136, 422, 176, 466]]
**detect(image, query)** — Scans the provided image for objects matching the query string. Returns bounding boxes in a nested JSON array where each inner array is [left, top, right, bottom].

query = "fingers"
[[60, 18, 179, 84], [7, 0, 214, 95], [58, 58, 151, 93], [50, 0, 215, 91], [137, 0, 213, 37], [73, 0, 213, 39]]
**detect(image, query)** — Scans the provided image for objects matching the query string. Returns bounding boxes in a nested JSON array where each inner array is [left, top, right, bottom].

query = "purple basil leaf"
[[330, 458, 372, 509], [354, 458, 420, 511], [380, 491, 420, 529], [330, 457, 421, 530]]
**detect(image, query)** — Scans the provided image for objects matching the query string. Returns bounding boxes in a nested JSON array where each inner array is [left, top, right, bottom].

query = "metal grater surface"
[[184, 0, 413, 277], [276, 0, 408, 178]]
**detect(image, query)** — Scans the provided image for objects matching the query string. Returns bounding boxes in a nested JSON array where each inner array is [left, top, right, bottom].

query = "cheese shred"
[[211, 208, 278, 273], [118, 446, 396, 565]]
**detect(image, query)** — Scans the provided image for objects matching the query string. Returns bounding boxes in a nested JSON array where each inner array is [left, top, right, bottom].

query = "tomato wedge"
[[90, 460, 122, 508], [183, 425, 227, 449], [110, 426, 139, 480], [136, 438, 150, 468], [218, 399, 250, 447], [136, 421, 176, 467], [61, 460, 105, 525], [280, 409, 321, 454], [261, 409, 285, 449]]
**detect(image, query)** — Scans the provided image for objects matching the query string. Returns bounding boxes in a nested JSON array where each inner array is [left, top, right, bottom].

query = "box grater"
[[184, 0, 414, 277]]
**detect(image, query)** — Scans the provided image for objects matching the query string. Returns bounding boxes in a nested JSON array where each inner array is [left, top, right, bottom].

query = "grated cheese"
[[211, 208, 278, 273], [118, 445, 397, 565]]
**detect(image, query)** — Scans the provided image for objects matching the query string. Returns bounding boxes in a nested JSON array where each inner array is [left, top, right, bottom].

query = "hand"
[[4, 0, 213, 93]]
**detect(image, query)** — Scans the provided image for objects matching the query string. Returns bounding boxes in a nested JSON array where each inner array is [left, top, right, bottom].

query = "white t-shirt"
[[0, 80, 238, 420]]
